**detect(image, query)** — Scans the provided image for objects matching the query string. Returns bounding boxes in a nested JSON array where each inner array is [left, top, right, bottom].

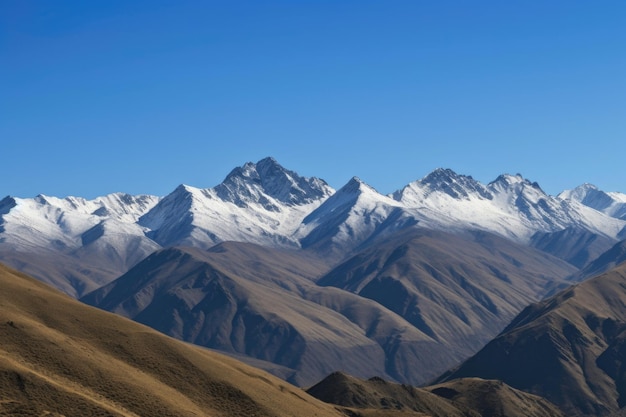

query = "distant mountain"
[[84, 229, 576, 386], [317, 228, 576, 382], [437, 261, 626, 417], [392, 170, 624, 244], [297, 177, 417, 258], [0, 262, 344, 417], [306, 372, 563, 417], [529, 227, 617, 269], [3, 159, 626, 298], [559, 183, 626, 220], [82, 242, 448, 386], [0, 193, 160, 296], [0, 158, 334, 296], [139, 157, 334, 249]]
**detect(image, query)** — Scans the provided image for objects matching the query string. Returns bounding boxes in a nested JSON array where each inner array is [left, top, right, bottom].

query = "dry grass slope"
[[0, 263, 345, 417], [307, 372, 563, 417]]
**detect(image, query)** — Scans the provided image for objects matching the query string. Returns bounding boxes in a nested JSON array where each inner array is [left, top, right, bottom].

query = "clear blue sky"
[[2, 1, 625, 199]]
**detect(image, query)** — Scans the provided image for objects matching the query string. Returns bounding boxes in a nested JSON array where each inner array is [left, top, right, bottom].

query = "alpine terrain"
[[2, 157, 626, 416]]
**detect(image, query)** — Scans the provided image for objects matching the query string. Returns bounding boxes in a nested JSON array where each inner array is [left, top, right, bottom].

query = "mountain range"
[[3, 157, 626, 415], [0, 261, 569, 417], [2, 157, 625, 297]]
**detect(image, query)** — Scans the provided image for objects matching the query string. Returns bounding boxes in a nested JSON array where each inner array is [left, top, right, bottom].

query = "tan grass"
[[0, 263, 344, 417]]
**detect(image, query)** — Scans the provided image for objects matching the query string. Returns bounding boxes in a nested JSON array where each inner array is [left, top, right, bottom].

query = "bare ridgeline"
[[2, 158, 626, 416]]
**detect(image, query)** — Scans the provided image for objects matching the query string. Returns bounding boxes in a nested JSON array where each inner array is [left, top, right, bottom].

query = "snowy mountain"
[[559, 183, 626, 220], [392, 170, 625, 243], [0, 193, 159, 251], [297, 177, 417, 257], [2, 158, 626, 297], [138, 157, 334, 249], [0, 193, 161, 296]]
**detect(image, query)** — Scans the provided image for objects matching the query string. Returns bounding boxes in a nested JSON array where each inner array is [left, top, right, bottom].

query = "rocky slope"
[[83, 230, 576, 386], [438, 261, 626, 416]]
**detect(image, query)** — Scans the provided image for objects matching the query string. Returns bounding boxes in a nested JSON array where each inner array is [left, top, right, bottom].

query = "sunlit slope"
[[0, 263, 344, 417]]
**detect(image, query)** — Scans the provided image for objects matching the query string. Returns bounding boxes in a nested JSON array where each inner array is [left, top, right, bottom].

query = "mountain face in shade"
[[82, 230, 576, 387], [81, 241, 449, 387], [571, 239, 626, 282], [529, 227, 617, 269], [316, 228, 576, 379], [437, 261, 626, 417], [0, 263, 345, 417]]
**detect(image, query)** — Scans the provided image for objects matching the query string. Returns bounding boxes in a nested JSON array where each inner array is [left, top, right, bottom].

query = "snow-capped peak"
[[336, 176, 377, 195], [392, 168, 493, 206], [488, 173, 543, 193], [418, 168, 493, 200], [214, 157, 333, 209], [559, 184, 626, 220]]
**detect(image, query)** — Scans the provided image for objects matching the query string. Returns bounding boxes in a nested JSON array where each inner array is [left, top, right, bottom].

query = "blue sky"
[[2, 1, 625, 199]]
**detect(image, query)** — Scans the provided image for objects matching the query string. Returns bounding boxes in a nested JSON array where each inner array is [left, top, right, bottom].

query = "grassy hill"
[[0, 263, 344, 417]]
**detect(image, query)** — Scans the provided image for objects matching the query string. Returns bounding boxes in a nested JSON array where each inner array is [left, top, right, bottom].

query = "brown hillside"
[[307, 372, 563, 417], [439, 261, 626, 417], [0, 263, 344, 417]]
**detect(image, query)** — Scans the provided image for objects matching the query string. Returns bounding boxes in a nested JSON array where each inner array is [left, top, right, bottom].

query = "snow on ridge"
[[138, 158, 335, 248], [296, 175, 407, 248], [2, 161, 626, 259], [559, 184, 626, 221]]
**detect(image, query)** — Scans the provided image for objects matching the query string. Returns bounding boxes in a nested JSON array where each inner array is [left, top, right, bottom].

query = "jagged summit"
[[2, 157, 626, 297], [335, 176, 379, 195], [214, 157, 333, 208], [297, 176, 408, 253], [488, 173, 542, 192], [417, 168, 493, 200]]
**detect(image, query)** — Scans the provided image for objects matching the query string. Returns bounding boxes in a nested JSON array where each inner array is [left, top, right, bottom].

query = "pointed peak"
[[215, 158, 332, 207], [171, 184, 199, 196], [426, 167, 462, 179], [489, 173, 536, 189], [575, 183, 600, 192], [489, 174, 546, 196], [256, 156, 280, 167], [35, 193, 49, 203], [339, 176, 377, 194], [418, 168, 491, 200], [423, 167, 482, 184]]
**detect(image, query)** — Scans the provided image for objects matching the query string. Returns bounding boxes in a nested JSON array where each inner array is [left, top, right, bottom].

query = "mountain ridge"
[[437, 261, 626, 417], [1, 157, 624, 298]]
